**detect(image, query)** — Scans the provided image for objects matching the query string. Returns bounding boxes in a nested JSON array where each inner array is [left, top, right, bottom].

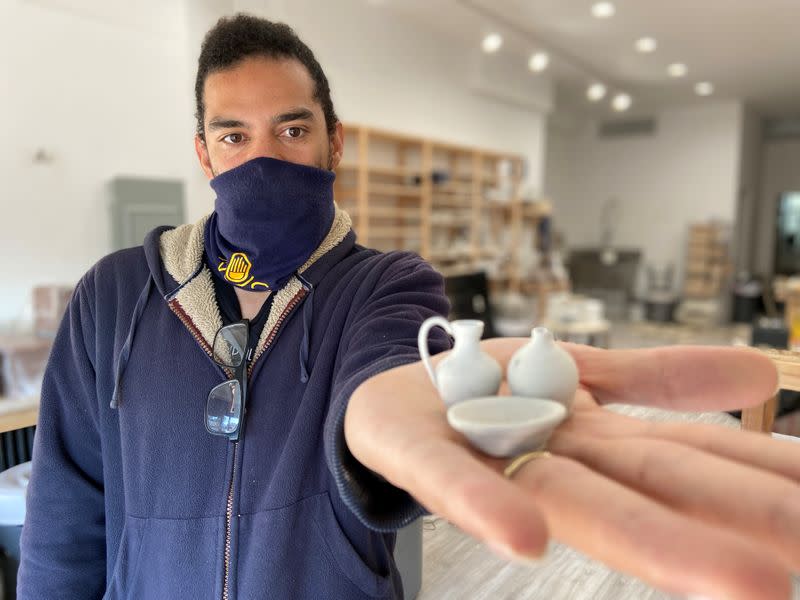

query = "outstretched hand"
[[344, 340, 800, 600]]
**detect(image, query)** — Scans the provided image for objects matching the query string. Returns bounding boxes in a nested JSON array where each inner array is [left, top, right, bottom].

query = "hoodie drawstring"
[[111, 275, 154, 409], [297, 275, 314, 384]]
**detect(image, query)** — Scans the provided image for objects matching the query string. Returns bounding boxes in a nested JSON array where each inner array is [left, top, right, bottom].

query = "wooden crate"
[[682, 222, 731, 300]]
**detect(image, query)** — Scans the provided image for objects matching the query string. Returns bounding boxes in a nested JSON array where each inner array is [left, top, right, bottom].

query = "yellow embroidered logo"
[[224, 252, 251, 284], [217, 253, 269, 290]]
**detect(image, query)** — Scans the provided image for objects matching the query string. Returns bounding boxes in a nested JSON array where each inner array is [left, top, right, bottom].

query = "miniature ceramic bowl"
[[446, 396, 567, 458]]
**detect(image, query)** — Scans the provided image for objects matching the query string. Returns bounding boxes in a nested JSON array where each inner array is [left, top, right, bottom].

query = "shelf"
[[522, 202, 552, 218], [436, 264, 481, 277], [338, 163, 419, 178], [428, 249, 473, 261], [432, 195, 473, 208], [348, 207, 421, 219], [369, 183, 423, 197], [483, 202, 551, 218], [431, 141, 476, 156], [433, 183, 474, 195], [360, 126, 423, 144], [341, 123, 561, 296], [431, 218, 472, 228], [475, 248, 504, 258], [368, 226, 421, 239]]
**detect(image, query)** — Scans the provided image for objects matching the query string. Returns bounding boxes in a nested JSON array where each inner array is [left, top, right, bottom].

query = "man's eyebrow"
[[272, 108, 315, 125], [207, 118, 249, 131]]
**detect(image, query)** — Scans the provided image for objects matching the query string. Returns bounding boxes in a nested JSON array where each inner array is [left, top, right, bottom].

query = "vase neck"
[[531, 326, 555, 347], [451, 320, 484, 354]]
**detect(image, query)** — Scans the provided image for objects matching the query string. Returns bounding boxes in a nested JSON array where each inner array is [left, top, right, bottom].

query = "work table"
[[0, 396, 39, 434]]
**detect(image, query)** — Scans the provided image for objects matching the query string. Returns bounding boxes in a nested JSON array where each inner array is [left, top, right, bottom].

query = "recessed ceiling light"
[[695, 81, 714, 96], [528, 52, 550, 72], [587, 83, 607, 101], [668, 63, 688, 78], [612, 93, 632, 111], [635, 37, 657, 53], [592, 2, 615, 18], [481, 33, 503, 54]]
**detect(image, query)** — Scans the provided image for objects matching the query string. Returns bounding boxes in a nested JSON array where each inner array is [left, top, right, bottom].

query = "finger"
[[558, 396, 800, 483], [567, 344, 779, 411], [512, 454, 792, 600], [477, 339, 778, 412], [346, 363, 549, 559], [548, 432, 800, 571]]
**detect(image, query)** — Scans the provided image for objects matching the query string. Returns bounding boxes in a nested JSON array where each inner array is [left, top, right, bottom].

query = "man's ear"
[[194, 134, 215, 179], [327, 122, 344, 170]]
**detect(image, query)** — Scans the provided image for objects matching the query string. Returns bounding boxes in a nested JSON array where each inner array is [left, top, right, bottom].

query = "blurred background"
[[2, 2, 800, 598], [2, 0, 800, 422]]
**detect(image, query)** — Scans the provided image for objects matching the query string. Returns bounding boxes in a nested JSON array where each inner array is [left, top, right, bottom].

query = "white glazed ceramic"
[[418, 317, 502, 407], [507, 327, 579, 409], [446, 396, 567, 458]]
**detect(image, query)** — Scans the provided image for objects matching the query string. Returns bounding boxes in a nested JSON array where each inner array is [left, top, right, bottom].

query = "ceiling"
[[378, 0, 800, 118]]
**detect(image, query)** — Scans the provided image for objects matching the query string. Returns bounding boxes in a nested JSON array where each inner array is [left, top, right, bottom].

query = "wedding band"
[[503, 450, 552, 479]]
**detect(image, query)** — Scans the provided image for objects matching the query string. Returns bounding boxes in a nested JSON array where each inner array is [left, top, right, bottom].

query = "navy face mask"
[[204, 156, 336, 291]]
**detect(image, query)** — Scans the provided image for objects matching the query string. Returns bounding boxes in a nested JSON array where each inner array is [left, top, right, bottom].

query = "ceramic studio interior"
[[2, 1, 800, 599]]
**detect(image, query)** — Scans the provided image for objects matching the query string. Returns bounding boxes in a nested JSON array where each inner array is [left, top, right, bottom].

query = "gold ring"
[[503, 450, 552, 479]]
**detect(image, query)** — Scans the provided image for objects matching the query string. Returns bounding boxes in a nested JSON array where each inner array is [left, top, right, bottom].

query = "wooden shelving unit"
[[335, 124, 556, 299], [682, 222, 732, 299]]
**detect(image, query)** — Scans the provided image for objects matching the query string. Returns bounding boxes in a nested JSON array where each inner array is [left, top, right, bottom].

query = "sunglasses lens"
[[205, 380, 241, 436], [213, 323, 248, 368]]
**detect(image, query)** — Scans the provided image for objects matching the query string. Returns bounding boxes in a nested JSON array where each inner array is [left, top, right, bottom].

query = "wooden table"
[[0, 396, 39, 434], [418, 404, 800, 600]]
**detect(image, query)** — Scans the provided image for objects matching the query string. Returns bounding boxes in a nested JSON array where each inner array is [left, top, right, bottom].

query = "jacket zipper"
[[220, 286, 308, 600], [222, 441, 238, 600], [168, 285, 309, 600], [247, 287, 308, 377]]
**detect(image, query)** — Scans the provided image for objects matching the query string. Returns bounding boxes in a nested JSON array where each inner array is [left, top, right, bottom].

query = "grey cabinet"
[[110, 177, 185, 250]]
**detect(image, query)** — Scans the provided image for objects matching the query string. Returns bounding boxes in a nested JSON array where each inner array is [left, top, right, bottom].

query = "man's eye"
[[222, 133, 244, 144], [283, 127, 305, 139]]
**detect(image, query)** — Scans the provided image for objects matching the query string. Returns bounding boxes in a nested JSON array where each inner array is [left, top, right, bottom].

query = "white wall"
[[1, 0, 551, 326], [753, 139, 800, 276], [544, 101, 744, 292], [0, 0, 193, 326]]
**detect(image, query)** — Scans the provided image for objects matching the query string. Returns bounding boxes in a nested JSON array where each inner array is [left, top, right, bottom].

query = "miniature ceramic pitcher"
[[507, 327, 579, 409], [418, 317, 502, 407]]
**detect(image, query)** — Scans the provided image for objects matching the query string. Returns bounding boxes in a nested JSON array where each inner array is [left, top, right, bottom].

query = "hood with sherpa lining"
[[110, 206, 355, 408], [157, 205, 353, 362]]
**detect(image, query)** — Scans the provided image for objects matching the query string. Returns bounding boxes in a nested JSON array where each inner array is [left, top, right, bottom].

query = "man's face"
[[194, 55, 343, 178]]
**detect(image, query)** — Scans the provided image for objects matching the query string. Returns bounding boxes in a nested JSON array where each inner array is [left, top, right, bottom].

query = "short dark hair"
[[194, 14, 338, 139]]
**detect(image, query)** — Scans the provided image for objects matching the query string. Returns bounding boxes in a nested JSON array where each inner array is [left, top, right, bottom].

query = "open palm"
[[345, 339, 800, 600]]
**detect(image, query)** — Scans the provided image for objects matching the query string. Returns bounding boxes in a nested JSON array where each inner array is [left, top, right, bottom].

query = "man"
[[17, 14, 800, 600]]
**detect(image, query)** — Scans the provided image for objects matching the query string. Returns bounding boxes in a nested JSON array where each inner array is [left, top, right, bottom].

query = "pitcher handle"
[[417, 316, 453, 391]]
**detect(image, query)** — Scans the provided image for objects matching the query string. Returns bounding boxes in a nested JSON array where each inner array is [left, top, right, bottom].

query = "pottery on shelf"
[[418, 317, 502, 407], [446, 396, 567, 458], [507, 327, 579, 409]]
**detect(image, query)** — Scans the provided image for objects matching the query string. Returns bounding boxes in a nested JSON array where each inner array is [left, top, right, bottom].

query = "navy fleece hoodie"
[[17, 208, 450, 599]]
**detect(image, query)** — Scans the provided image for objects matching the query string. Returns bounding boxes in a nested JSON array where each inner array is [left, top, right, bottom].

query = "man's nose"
[[245, 135, 285, 162]]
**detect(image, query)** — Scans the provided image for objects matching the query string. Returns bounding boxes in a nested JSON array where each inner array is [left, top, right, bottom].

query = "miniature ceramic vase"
[[418, 317, 502, 407], [507, 327, 579, 409]]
